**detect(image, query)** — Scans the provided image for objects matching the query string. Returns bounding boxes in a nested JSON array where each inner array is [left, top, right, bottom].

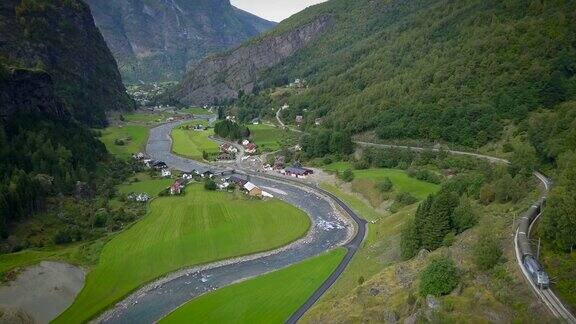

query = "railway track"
[[357, 142, 575, 322]]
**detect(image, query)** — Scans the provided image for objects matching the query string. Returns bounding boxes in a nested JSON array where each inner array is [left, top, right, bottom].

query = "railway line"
[[357, 142, 575, 323]]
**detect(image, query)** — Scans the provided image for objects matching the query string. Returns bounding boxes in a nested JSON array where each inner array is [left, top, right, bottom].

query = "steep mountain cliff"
[[175, 0, 576, 148], [0, 0, 132, 236], [174, 15, 331, 105], [0, 0, 134, 126], [85, 0, 276, 83]]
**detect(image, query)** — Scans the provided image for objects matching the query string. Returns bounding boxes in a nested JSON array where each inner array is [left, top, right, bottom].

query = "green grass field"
[[161, 248, 346, 324], [55, 185, 310, 323], [171, 124, 219, 160], [323, 163, 439, 200], [249, 124, 297, 151], [118, 179, 174, 196], [99, 125, 149, 159]]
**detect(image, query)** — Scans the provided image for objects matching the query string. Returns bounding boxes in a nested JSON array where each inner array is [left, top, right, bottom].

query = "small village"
[[130, 152, 275, 201]]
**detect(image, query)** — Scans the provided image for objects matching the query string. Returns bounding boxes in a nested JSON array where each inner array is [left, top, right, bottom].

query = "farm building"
[[228, 176, 248, 187], [243, 182, 262, 198], [245, 143, 257, 154], [161, 169, 172, 178], [170, 180, 184, 195], [285, 167, 314, 178]]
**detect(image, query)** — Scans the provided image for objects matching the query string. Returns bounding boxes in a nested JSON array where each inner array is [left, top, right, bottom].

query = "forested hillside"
[[0, 0, 134, 242], [178, 0, 575, 148]]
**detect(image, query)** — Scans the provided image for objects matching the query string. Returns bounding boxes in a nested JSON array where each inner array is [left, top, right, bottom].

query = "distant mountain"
[[85, 0, 277, 83], [0, 0, 134, 126], [172, 0, 576, 148]]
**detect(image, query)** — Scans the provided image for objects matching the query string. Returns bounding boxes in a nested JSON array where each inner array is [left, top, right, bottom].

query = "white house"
[[242, 139, 250, 146], [161, 169, 172, 178]]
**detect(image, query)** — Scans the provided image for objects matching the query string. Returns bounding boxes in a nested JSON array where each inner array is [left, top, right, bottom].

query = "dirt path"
[[0, 261, 85, 324]]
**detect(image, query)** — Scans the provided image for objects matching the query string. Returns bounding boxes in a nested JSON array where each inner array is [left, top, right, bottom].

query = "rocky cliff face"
[[173, 15, 332, 106], [0, 0, 134, 126], [85, 0, 276, 83]]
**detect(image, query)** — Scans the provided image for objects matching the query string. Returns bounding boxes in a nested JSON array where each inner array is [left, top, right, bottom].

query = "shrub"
[[53, 229, 72, 244], [473, 233, 503, 271], [204, 179, 217, 191], [340, 169, 354, 182], [378, 177, 394, 192], [419, 257, 459, 296], [452, 196, 477, 233], [479, 183, 495, 205], [400, 219, 420, 260], [442, 231, 456, 247], [114, 139, 125, 146], [395, 192, 417, 206]]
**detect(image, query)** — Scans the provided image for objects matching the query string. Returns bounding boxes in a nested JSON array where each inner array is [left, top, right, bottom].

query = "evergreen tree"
[[421, 190, 459, 250], [453, 195, 477, 233], [400, 219, 420, 259]]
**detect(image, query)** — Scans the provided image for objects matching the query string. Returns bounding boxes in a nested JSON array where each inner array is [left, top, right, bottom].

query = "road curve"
[[356, 141, 575, 323], [97, 120, 366, 323]]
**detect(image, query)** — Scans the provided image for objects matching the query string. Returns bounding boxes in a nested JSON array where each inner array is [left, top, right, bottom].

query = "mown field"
[[171, 123, 219, 160], [117, 178, 173, 196], [161, 248, 346, 324], [249, 124, 297, 152], [55, 184, 310, 323], [99, 125, 149, 159], [323, 162, 439, 200]]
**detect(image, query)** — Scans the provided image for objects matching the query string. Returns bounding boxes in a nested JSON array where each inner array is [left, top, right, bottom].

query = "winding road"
[[97, 120, 367, 323]]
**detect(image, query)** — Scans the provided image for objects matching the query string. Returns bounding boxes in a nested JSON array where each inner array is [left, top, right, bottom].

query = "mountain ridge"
[[85, 0, 277, 83]]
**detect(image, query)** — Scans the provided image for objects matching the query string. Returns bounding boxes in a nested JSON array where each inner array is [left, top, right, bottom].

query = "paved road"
[[97, 120, 366, 323]]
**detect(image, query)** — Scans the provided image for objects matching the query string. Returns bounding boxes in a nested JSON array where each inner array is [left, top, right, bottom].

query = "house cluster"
[[241, 139, 257, 155], [133, 152, 172, 177], [168, 170, 214, 195], [218, 143, 238, 161]]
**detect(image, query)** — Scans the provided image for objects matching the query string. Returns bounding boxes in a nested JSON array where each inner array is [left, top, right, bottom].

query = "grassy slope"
[[161, 248, 346, 324], [171, 125, 219, 160], [324, 162, 439, 200], [100, 125, 149, 159], [304, 182, 550, 322], [249, 124, 297, 151], [56, 185, 310, 323]]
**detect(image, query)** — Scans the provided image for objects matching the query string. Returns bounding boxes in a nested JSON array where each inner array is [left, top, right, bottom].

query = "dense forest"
[[0, 0, 134, 246], [226, 0, 576, 148]]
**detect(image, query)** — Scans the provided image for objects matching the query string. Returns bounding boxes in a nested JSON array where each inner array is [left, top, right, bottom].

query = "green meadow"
[[161, 248, 346, 324], [171, 123, 219, 160], [249, 124, 297, 151], [117, 178, 174, 196], [55, 184, 310, 323], [323, 163, 439, 200], [99, 125, 149, 159]]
